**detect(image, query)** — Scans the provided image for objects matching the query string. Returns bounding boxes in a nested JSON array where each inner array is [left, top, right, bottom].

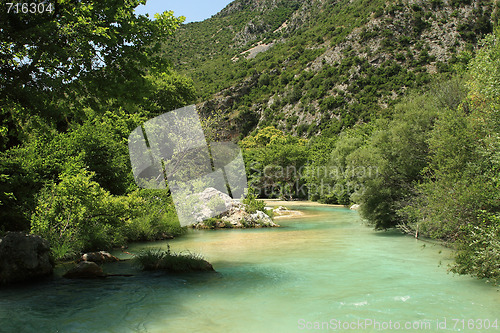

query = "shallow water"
[[1, 205, 499, 332]]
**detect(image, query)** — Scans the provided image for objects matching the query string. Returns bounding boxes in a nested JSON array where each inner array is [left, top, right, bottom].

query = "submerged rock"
[[166, 259, 215, 273], [273, 206, 289, 214], [63, 261, 105, 279], [0, 232, 54, 285], [193, 260, 214, 272]]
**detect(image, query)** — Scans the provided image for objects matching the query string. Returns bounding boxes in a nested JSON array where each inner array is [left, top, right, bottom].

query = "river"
[[0, 204, 499, 332]]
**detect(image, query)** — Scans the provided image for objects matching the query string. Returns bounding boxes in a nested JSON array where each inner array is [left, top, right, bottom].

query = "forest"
[[0, 0, 499, 285]]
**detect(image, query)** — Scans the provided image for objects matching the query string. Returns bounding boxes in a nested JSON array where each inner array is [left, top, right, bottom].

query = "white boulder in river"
[[187, 188, 278, 228], [187, 187, 241, 223]]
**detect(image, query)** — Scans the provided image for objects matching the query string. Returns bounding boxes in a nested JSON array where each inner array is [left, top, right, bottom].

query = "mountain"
[[162, 0, 497, 139]]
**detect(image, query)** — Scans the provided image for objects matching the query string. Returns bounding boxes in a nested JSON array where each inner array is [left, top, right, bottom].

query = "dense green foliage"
[[30, 169, 133, 258], [452, 213, 500, 284], [30, 169, 185, 260], [0, 1, 194, 259], [1, 1, 191, 147], [240, 126, 309, 199]]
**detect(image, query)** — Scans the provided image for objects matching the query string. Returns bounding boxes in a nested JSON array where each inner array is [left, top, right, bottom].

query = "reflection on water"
[[1, 205, 499, 332]]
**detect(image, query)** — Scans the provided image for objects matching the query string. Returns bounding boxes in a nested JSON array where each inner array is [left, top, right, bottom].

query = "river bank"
[[264, 199, 345, 219], [263, 199, 345, 208]]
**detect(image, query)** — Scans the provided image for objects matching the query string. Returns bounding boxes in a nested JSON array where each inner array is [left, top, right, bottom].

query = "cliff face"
[[163, 0, 497, 139]]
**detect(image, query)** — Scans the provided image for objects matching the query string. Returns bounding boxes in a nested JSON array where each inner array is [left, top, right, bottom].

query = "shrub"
[[134, 246, 213, 272], [30, 169, 139, 258], [30, 170, 185, 260], [124, 207, 184, 241], [203, 218, 219, 229], [242, 193, 267, 214], [124, 189, 186, 241], [452, 213, 500, 285]]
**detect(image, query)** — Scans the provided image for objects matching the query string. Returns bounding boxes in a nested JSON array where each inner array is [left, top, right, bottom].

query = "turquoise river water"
[[0, 204, 499, 332]]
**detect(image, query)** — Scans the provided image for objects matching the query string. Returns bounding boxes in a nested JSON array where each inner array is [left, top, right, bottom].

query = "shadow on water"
[[0, 256, 292, 332], [371, 228, 406, 237]]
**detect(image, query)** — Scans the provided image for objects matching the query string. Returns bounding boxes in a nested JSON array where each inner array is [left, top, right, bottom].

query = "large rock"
[[188, 187, 241, 223], [63, 261, 105, 279], [221, 209, 245, 228], [0, 232, 54, 285], [187, 188, 279, 229], [81, 251, 119, 264], [249, 210, 277, 227], [166, 259, 215, 273]]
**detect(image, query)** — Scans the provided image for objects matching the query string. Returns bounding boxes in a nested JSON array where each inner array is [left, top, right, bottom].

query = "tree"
[[0, 0, 186, 147], [0, 1, 196, 232], [305, 128, 367, 204], [452, 212, 500, 284], [346, 94, 439, 229], [241, 127, 309, 199], [404, 31, 500, 242]]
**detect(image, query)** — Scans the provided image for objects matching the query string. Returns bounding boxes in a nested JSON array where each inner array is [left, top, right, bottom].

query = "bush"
[[452, 213, 500, 285], [124, 208, 185, 241], [30, 170, 185, 260], [202, 218, 219, 229], [30, 169, 139, 258], [134, 246, 213, 272], [242, 193, 267, 214], [124, 189, 186, 241]]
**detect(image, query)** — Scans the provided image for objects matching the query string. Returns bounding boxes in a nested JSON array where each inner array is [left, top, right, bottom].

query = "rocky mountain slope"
[[163, 0, 497, 139]]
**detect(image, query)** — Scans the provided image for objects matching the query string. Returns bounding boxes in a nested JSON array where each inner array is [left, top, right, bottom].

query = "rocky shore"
[[0, 190, 285, 285], [187, 188, 279, 229]]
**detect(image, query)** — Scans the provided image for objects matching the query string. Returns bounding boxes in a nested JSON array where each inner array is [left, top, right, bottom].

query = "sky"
[[135, 0, 234, 24]]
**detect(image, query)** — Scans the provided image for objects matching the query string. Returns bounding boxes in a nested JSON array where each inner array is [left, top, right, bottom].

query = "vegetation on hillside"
[[165, 0, 497, 138]]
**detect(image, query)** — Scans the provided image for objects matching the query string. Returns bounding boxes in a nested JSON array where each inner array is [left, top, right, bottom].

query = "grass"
[[134, 246, 214, 273]]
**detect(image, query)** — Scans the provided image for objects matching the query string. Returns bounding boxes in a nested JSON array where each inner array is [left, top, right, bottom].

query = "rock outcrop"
[[189, 188, 278, 229], [218, 208, 278, 228], [0, 232, 54, 285], [188, 187, 240, 223]]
